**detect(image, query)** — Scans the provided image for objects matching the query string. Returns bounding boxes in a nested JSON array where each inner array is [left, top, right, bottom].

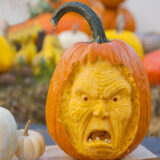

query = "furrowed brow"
[[73, 87, 89, 96], [104, 83, 131, 98]]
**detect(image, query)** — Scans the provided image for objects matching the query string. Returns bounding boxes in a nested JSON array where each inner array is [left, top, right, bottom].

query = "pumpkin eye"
[[81, 94, 88, 101], [84, 97, 88, 101], [113, 96, 120, 102]]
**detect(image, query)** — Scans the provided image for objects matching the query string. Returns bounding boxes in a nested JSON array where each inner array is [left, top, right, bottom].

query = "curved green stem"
[[51, 2, 110, 43]]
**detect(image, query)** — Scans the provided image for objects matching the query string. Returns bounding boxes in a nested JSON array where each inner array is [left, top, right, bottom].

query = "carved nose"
[[93, 110, 109, 118]]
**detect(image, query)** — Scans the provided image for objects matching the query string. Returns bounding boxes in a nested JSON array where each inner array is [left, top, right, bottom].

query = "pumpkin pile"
[[5, 0, 62, 76], [7, 19, 63, 76], [5, 0, 93, 77], [32, 34, 63, 75], [8, 25, 64, 76], [1, 0, 140, 77]]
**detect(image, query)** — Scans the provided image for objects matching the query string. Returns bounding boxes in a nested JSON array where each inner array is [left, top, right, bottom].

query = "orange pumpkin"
[[100, 0, 125, 8], [46, 2, 151, 160], [8, 13, 53, 34], [54, 0, 105, 35], [143, 50, 160, 85], [103, 7, 136, 31]]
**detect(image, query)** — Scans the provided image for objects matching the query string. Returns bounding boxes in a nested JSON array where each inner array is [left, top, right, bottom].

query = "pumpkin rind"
[[46, 2, 151, 160]]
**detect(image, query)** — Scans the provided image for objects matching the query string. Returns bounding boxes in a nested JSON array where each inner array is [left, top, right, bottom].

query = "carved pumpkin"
[[103, 7, 136, 32], [46, 2, 151, 160], [143, 50, 160, 85], [54, 0, 105, 36], [100, 0, 125, 8]]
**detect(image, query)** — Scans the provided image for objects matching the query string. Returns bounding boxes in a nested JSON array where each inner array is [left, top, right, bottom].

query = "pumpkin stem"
[[72, 24, 79, 34], [24, 120, 31, 136], [116, 13, 125, 33], [51, 2, 110, 43]]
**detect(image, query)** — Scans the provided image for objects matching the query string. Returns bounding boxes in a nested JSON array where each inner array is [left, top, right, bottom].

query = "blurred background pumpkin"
[[143, 50, 160, 86], [0, 36, 14, 72]]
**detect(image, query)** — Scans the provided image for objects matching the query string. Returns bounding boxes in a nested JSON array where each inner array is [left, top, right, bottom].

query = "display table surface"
[[13, 144, 159, 160]]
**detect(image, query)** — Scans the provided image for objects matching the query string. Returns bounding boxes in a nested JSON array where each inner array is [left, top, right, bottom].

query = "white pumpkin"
[[0, 106, 17, 160], [15, 120, 45, 160], [58, 25, 90, 50]]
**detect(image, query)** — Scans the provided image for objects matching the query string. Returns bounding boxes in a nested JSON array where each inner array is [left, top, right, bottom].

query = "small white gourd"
[[0, 106, 17, 160], [58, 24, 90, 50], [15, 120, 45, 160]]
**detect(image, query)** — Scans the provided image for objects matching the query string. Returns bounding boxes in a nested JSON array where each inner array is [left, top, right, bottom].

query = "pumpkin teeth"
[[87, 131, 111, 143], [88, 138, 92, 142], [108, 140, 112, 144], [96, 137, 100, 140], [105, 139, 108, 142]]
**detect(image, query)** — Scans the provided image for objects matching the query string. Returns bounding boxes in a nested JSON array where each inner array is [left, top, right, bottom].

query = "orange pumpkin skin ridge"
[[46, 39, 151, 160]]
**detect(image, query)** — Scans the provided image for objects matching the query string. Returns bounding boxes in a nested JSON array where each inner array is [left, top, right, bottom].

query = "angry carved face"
[[59, 60, 139, 159]]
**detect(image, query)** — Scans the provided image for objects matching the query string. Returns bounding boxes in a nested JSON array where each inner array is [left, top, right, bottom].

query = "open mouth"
[[87, 131, 112, 144]]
